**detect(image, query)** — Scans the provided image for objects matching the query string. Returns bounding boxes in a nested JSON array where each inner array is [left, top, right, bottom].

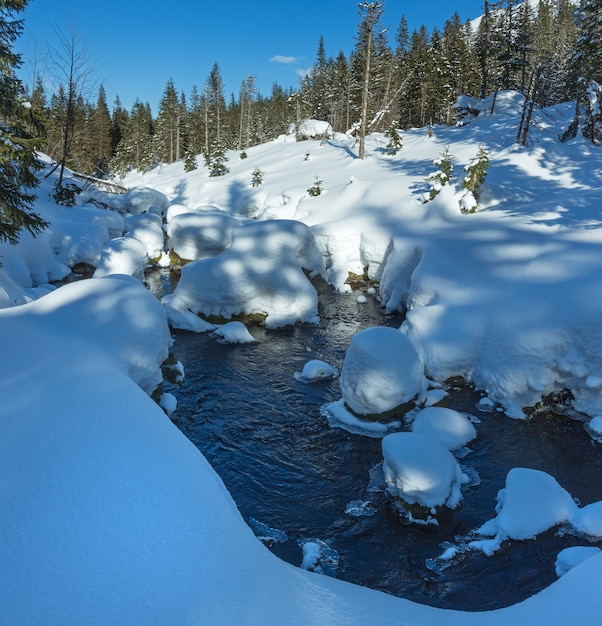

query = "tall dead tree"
[[357, 1, 384, 159]]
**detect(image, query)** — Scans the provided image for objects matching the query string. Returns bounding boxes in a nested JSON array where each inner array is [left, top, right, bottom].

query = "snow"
[[555, 546, 602, 577], [294, 359, 338, 383], [166, 210, 242, 260], [3, 89, 602, 622], [339, 326, 425, 416], [211, 320, 256, 344], [382, 432, 465, 514], [163, 219, 324, 329], [92, 235, 149, 279], [411, 406, 477, 451], [470, 468, 580, 556]]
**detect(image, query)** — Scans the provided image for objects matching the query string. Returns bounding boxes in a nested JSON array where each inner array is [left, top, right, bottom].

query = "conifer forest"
[[11, 1, 602, 181]]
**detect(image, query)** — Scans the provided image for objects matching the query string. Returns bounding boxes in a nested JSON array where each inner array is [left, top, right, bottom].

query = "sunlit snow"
[[2, 89, 602, 623]]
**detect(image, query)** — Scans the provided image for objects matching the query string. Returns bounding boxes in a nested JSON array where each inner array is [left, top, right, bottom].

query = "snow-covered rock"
[[290, 119, 334, 140], [470, 468, 578, 555], [117, 186, 170, 215], [211, 321, 256, 344], [411, 407, 476, 451], [163, 219, 324, 329], [294, 359, 338, 383], [340, 326, 424, 416], [382, 432, 465, 514], [166, 211, 242, 260], [555, 546, 602, 577], [93, 235, 149, 280]]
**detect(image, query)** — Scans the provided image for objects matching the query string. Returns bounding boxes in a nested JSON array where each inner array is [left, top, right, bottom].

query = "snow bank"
[[4, 305, 602, 623], [163, 219, 324, 329], [0, 275, 171, 394]]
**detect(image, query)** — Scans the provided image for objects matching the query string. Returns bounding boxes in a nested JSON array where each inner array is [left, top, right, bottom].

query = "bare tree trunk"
[[359, 25, 373, 159]]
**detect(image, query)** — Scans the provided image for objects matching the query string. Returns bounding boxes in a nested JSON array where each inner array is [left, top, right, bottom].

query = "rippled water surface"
[[158, 275, 602, 611]]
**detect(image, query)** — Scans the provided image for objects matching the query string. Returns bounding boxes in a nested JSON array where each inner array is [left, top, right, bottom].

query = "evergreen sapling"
[[384, 125, 403, 155], [423, 146, 454, 202], [460, 146, 490, 213]]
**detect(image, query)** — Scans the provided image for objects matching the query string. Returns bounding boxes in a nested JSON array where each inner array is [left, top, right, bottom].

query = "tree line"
[[20, 0, 602, 178], [3, 1, 602, 243]]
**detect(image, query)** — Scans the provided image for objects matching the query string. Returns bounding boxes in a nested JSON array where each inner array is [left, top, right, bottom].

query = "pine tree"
[[110, 96, 129, 155], [384, 124, 403, 154], [354, 1, 385, 159], [0, 0, 47, 245], [111, 99, 154, 175], [461, 145, 490, 212], [155, 78, 183, 163], [568, 0, 602, 142], [90, 84, 112, 176], [424, 146, 454, 202], [206, 139, 229, 177]]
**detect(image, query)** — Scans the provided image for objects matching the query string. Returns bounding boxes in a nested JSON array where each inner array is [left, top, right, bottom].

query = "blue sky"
[[16, 0, 485, 114]]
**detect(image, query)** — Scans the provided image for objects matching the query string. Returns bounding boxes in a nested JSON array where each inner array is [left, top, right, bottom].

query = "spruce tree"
[[568, 0, 602, 142], [0, 0, 47, 245], [91, 84, 112, 176]]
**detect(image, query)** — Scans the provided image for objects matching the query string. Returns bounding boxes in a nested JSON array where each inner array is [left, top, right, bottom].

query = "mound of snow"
[[290, 119, 334, 140], [163, 219, 324, 329], [555, 546, 602, 577], [93, 235, 149, 280], [571, 501, 602, 537], [294, 359, 338, 383], [166, 211, 242, 260], [470, 468, 578, 555], [340, 326, 424, 416], [211, 321, 256, 344], [118, 186, 170, 215], [0, 275, 171, 394], [382, 432, 465, 512], [411, 407, 476, 451]]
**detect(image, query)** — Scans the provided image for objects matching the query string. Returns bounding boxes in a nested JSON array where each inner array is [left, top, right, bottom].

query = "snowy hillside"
[[1, 90, 602, 623]]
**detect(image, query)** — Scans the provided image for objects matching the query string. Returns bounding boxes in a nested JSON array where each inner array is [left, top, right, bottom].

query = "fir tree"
[[461, 145, 490, 212], [206, 140, 229, 177], [184, 149, 197, 172], [307, 174, 323, 196], [424, 146, 454, 202], [384, 124, 403, 155], [90, 84, 112, 176], [155, 78, 183, 163], [568, 0, 602, 142], [0, 0, 47, 245], [251, 167, 264, 187]]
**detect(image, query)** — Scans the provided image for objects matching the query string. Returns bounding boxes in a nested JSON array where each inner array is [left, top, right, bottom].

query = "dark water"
[[156, 272, 602, 611]]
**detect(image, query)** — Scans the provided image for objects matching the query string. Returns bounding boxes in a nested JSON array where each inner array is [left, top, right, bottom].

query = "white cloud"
[[269, 55, 298, 64]]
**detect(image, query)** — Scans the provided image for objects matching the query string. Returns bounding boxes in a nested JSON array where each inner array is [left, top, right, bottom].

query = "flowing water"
[[150, 270, 602, 612]]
